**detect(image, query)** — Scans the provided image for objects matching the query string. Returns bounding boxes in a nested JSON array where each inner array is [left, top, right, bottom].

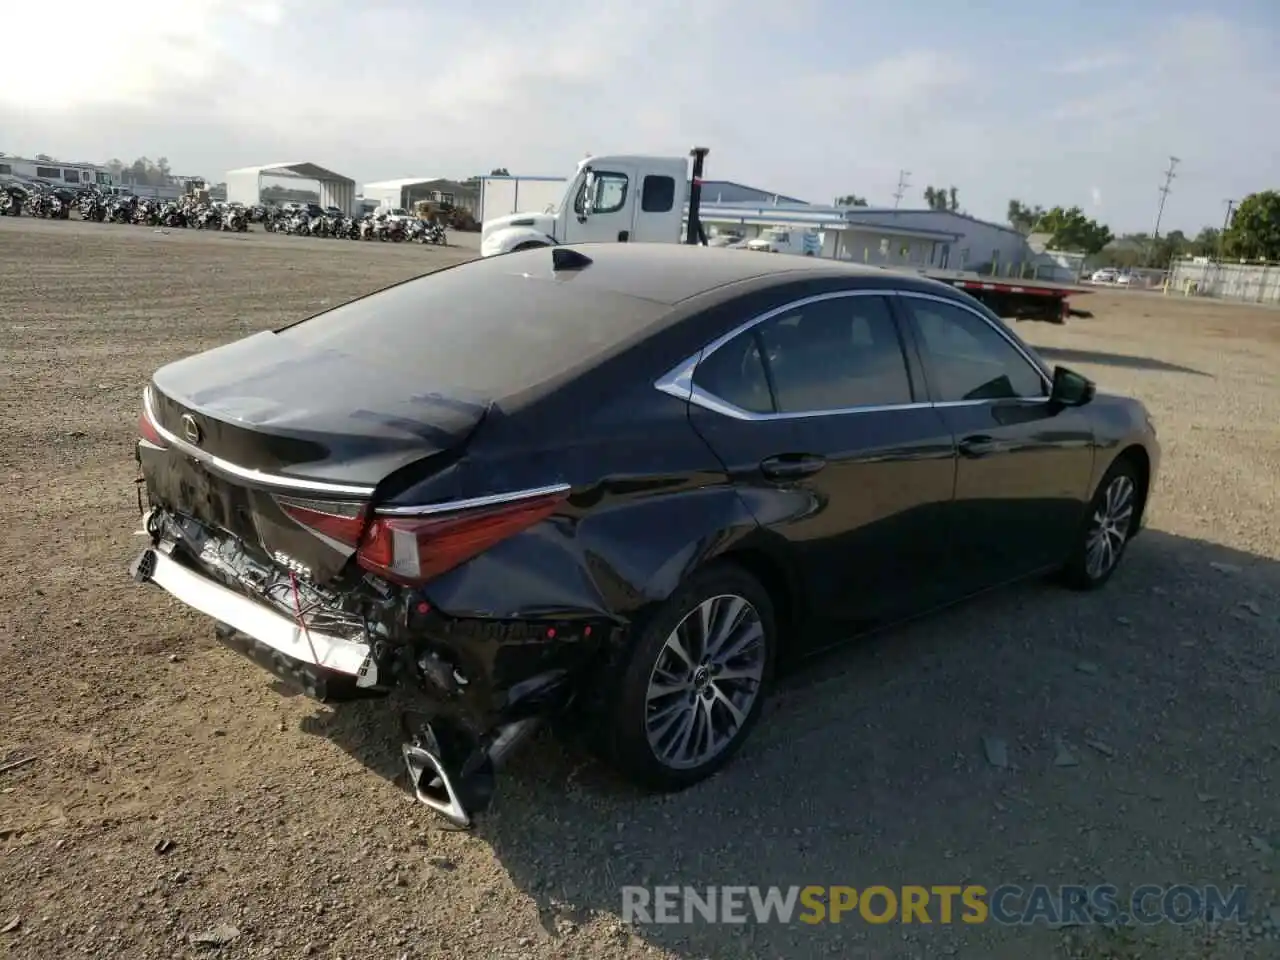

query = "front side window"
[[904, 297, 1045, 401], [574, 172, 628, 215]]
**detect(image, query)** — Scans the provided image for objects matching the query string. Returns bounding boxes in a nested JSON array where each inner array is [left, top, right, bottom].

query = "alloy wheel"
[[1085, 474, 1135, 580], [644, 594, 766, 770]]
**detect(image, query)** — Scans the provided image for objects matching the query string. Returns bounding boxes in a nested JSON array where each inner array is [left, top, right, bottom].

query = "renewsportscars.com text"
[[621, 884, 1248, 927]]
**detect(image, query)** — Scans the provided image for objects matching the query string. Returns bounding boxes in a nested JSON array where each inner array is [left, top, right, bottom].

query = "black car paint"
[[150, 330, 490, 485], [135, 245, 1158, 750]]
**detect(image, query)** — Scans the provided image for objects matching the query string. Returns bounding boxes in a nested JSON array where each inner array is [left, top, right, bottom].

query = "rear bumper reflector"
[[131, 546, 373, 677]]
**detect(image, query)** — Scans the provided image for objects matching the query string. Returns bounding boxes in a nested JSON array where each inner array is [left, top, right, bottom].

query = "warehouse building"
[[699, 201, 1048, 275], [697, 180, 809, 205]]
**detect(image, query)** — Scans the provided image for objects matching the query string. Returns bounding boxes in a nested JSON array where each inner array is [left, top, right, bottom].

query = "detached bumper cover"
[[130, 545, 375, 681]]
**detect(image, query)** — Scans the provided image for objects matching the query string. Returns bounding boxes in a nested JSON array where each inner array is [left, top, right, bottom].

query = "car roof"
[[489, 242, 934, 306]]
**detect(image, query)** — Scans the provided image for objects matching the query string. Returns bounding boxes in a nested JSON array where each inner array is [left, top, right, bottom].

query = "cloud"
[[1091, 187, 1103, 208], [1046, 51, 1128, 76], [0, 6, 1275, 234]]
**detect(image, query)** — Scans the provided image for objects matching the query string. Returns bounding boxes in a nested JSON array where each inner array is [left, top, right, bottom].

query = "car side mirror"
[[1049, 365, 1095, 406], [578, 168, 595, 223]]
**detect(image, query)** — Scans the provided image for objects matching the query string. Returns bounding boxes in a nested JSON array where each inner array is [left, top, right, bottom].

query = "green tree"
[[923, 186, 959, 212], [489, 167, 510, 176], [835, 193, 867, 206], [1223, 190, 1280, 260], [1006, 199, 1047, 234], [1039, 206, 1113, 255], [1191, 226, 1221, 257]]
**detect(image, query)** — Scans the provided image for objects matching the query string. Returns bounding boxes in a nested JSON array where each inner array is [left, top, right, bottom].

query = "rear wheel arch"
[[709, 545, 800, 640]]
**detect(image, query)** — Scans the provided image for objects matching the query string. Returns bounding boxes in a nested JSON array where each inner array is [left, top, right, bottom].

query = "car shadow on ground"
[[1035, 346, 1212, 377], [311, 530, 1279, 959]]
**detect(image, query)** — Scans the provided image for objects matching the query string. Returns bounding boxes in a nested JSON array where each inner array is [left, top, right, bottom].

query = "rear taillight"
[[138, 394, 168, 448], [274, 489, 568, 587], [276, 496, 368, 546], [357, 492, 568, 585]]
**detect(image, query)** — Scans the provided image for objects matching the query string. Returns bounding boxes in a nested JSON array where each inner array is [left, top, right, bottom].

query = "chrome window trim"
[[142, 387, 376, 497], [653, 287, 1053, 422], [375, 483, 572, 517]]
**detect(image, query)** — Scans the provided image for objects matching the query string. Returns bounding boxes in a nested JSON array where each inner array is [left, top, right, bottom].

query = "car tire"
[[598, 562, 776, 791], [511, 241, 547, 253], [1060, 456, 1143, 590]]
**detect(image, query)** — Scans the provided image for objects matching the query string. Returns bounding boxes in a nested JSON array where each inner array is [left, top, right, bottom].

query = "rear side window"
[[692, 333, 773, 413], [641, 175, 676, 213], [755, 295, 913, 413]]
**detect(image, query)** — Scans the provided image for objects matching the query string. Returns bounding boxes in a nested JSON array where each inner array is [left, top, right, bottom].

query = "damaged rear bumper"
[[129, 536, 601, 829], [130, 543, 379, 686]]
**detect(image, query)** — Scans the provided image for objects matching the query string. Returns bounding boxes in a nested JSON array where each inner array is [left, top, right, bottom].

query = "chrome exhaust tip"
[[402, 741, 476, 828], [401, 717, 540, 828]]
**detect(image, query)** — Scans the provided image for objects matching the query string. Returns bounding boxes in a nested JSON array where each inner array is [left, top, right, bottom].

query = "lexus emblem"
[[181, 414, 202, 445]]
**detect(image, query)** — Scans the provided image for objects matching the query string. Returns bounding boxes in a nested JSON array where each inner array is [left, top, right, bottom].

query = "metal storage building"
[[225, 162, 356, 214]]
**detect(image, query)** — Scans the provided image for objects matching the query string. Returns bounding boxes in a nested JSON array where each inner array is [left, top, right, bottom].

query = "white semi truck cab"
[[479, 148, 711, 257]]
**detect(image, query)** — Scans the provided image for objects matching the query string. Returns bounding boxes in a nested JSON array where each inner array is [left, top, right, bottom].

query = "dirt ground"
[[1, 217, 1279, 960]]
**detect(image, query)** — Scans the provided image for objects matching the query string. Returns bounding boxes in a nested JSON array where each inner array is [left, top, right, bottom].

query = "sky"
[[1, 0, 1276, 235]]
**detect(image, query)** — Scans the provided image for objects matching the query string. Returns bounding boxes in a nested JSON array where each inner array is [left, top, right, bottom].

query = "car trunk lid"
[[141, 331, 490, 583]]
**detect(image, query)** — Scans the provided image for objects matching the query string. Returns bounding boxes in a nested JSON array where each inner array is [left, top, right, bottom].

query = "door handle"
[[759, 454, 827, 480], [958, 434, 998, 458]]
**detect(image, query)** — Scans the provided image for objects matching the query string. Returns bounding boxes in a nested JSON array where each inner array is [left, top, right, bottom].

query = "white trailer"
[[477, 175, 567, 225]]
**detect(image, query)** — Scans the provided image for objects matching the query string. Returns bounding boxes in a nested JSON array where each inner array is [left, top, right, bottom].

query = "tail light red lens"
[[275, 497, 367, 546], [138, 409, 168, 447], [274, 489, 568, 587], [357, 491, 568, 585]]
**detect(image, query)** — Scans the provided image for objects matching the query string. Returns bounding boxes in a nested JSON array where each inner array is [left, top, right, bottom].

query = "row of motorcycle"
[[0, 183, 74, 219], [81, 193, 250, 231], [262, 208, 448, 244], [1, 184, 449, 244]]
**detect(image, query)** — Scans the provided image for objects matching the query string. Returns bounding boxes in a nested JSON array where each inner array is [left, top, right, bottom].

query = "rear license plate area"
[[162, 454, 261, 545]]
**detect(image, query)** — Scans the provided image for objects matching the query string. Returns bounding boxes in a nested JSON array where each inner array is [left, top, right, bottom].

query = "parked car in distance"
[[708, 231, 746, 249], [1091, 269, 1118, 284], [129, 243, 1160, 828]]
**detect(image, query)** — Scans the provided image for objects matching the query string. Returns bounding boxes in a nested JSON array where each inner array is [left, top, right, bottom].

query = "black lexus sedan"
[[130, 243, 1160, 826]]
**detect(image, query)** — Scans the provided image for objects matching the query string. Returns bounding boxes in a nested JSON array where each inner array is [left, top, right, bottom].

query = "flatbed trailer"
[[883, 268, 1094, 324], [685, 153, 1092, 325]]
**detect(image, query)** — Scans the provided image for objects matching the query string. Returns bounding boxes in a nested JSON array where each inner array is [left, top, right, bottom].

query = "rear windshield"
[[275, 259, 670, 398]]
